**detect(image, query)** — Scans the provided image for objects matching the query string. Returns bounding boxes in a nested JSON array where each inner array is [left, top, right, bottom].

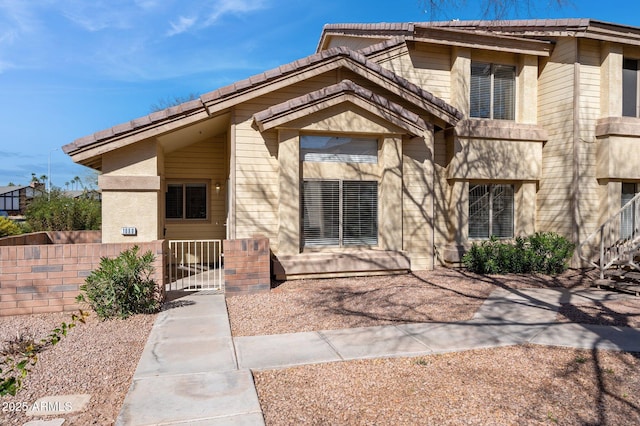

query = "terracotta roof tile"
[[66, 40, 460, 155], [253, 79, 429, 133]]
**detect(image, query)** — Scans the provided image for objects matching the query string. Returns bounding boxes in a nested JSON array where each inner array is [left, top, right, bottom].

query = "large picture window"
[[623, 58, 639, 117], [470, 62, 515, 120], [166, 182, 208, 220], [300, 135, 378, 164], [469, 184, 514, 239], [302, 180, 378, 247]]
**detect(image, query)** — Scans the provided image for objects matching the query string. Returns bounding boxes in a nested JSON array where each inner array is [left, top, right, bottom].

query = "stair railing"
[[578, 191, 640, 279]]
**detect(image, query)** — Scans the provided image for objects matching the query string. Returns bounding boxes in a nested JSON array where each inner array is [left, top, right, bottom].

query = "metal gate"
[[167, 240, 223, 291]]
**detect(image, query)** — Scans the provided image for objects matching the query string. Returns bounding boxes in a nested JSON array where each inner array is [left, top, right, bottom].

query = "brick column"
[[223, 237, 270, 296]]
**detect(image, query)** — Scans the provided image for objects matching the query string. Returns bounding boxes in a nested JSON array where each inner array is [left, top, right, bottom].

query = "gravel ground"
[[227, 268, 597, 336], [254, 345, 640, 425], [1, 268, 637, 425], [0, 311, 155, 426], [228, 268, 640, 425]]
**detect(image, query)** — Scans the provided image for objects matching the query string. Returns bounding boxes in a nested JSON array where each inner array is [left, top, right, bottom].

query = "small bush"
[[462, 232, 574, 275], [77, 246, 161, 319], [0, 217, 21, 237]]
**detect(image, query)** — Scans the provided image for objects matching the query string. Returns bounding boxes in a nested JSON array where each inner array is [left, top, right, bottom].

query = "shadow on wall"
[[0, 231, 102, 247]]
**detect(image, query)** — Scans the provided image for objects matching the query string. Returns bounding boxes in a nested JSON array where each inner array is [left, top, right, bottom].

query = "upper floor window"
[[166, 182, 208, 220], [300, 135, 378, 164], [623, 58, 639, 117], [469, 184, 514, 239], [470, 62, 515, 120]]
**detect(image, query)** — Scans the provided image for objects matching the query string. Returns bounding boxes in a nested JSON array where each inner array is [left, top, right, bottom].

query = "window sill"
[[165, 218, 211, 224], [456, 119, 548, 142], [596, 116, 640, 138]]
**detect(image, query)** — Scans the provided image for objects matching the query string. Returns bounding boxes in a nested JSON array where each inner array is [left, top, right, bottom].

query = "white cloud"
[[167, 16, 197, 36], [204, 0, 267, 26]]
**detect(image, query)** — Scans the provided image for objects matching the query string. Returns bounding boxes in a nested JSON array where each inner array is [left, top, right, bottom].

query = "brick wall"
[[0, 231, 102, 247], [223, 237, 270, 296], [0, 241, 165, 317]]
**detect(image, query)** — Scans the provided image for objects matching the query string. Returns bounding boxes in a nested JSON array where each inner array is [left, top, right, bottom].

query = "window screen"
[[623, 59, 638, 117], [302, 180, 339, 246], [469, 184, 514, 239], [471, 62, 515, 120], [166, 182, 207, 220], [343, 181, 378, 245], [166, 184, 183, 219], [300, 136, 378, 164], [302, 180, 378, 247]]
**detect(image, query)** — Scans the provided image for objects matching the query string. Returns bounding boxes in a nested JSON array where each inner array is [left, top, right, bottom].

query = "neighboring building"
[[0, 184, 41, 217], [63, 19, 640, 279]]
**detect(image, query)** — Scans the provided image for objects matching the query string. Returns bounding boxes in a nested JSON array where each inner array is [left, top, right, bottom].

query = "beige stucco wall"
[[100, 139, 162, 243]]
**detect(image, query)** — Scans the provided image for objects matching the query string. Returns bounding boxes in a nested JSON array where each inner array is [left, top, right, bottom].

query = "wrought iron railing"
[[167, 239, 223, 291], [578, 192, 640, 279]]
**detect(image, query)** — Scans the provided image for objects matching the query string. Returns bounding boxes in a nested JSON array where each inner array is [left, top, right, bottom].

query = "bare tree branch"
[[419, 0, 571, 21]]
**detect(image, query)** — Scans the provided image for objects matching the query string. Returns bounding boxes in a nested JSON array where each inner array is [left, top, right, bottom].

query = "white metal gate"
[[167, 240, 223, 291]]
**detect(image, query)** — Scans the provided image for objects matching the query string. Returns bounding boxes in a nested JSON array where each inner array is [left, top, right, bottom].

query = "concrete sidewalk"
[[116, 287, 640, 425], [116, 292, 264, 426]]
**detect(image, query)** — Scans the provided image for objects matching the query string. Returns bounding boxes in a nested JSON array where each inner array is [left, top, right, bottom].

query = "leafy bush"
[[25, 190, 101, 231], [462, 232, 574, 275], [0, 217, 22, 237], [77, 246, 161, 319]]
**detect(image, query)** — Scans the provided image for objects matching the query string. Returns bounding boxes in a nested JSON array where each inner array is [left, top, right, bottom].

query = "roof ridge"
[[66, 43, 462, 154], [253, 79, 429, 133]]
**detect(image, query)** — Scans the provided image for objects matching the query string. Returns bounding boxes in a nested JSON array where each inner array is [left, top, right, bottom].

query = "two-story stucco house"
[[63, 19, 640, 281]]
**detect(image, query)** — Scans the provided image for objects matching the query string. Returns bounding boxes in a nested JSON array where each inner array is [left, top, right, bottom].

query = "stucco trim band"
[[99, 175, 161, 191]]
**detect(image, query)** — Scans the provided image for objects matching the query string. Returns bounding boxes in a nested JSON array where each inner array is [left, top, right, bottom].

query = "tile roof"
[[202, 43, 461, 123], [318, 19, 640, 51], [63, 99, 206, 155], [253, 79, 430, 134], [65, 39, 461, 158]]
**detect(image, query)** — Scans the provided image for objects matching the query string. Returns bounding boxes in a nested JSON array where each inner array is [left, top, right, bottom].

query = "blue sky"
[[0, 0, 638, 188]]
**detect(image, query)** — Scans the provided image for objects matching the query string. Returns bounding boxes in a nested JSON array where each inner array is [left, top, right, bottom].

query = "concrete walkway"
[[116, 287, 640, 425]]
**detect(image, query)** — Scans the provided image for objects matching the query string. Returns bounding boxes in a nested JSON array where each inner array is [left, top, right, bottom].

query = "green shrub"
[[77, 246, 161, 319], [25, 190, 101, 232], [462, 232, 574, 275], [0, 217, 21, 237], [527, 232, 575, 275]]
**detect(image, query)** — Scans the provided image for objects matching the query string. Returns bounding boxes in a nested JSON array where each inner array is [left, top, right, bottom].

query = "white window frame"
[[468, 183, 514, 239], [470, 62, 516, 121], [165, 181, 209, 221], [300, 135, 378, 164], [302, 179, 378, 248]]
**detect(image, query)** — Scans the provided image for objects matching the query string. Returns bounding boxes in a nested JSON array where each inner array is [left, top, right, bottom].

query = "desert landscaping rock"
[[0, 312, 155, 425], [22, 419, 65, 426], [1, 268, 638, 425]]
